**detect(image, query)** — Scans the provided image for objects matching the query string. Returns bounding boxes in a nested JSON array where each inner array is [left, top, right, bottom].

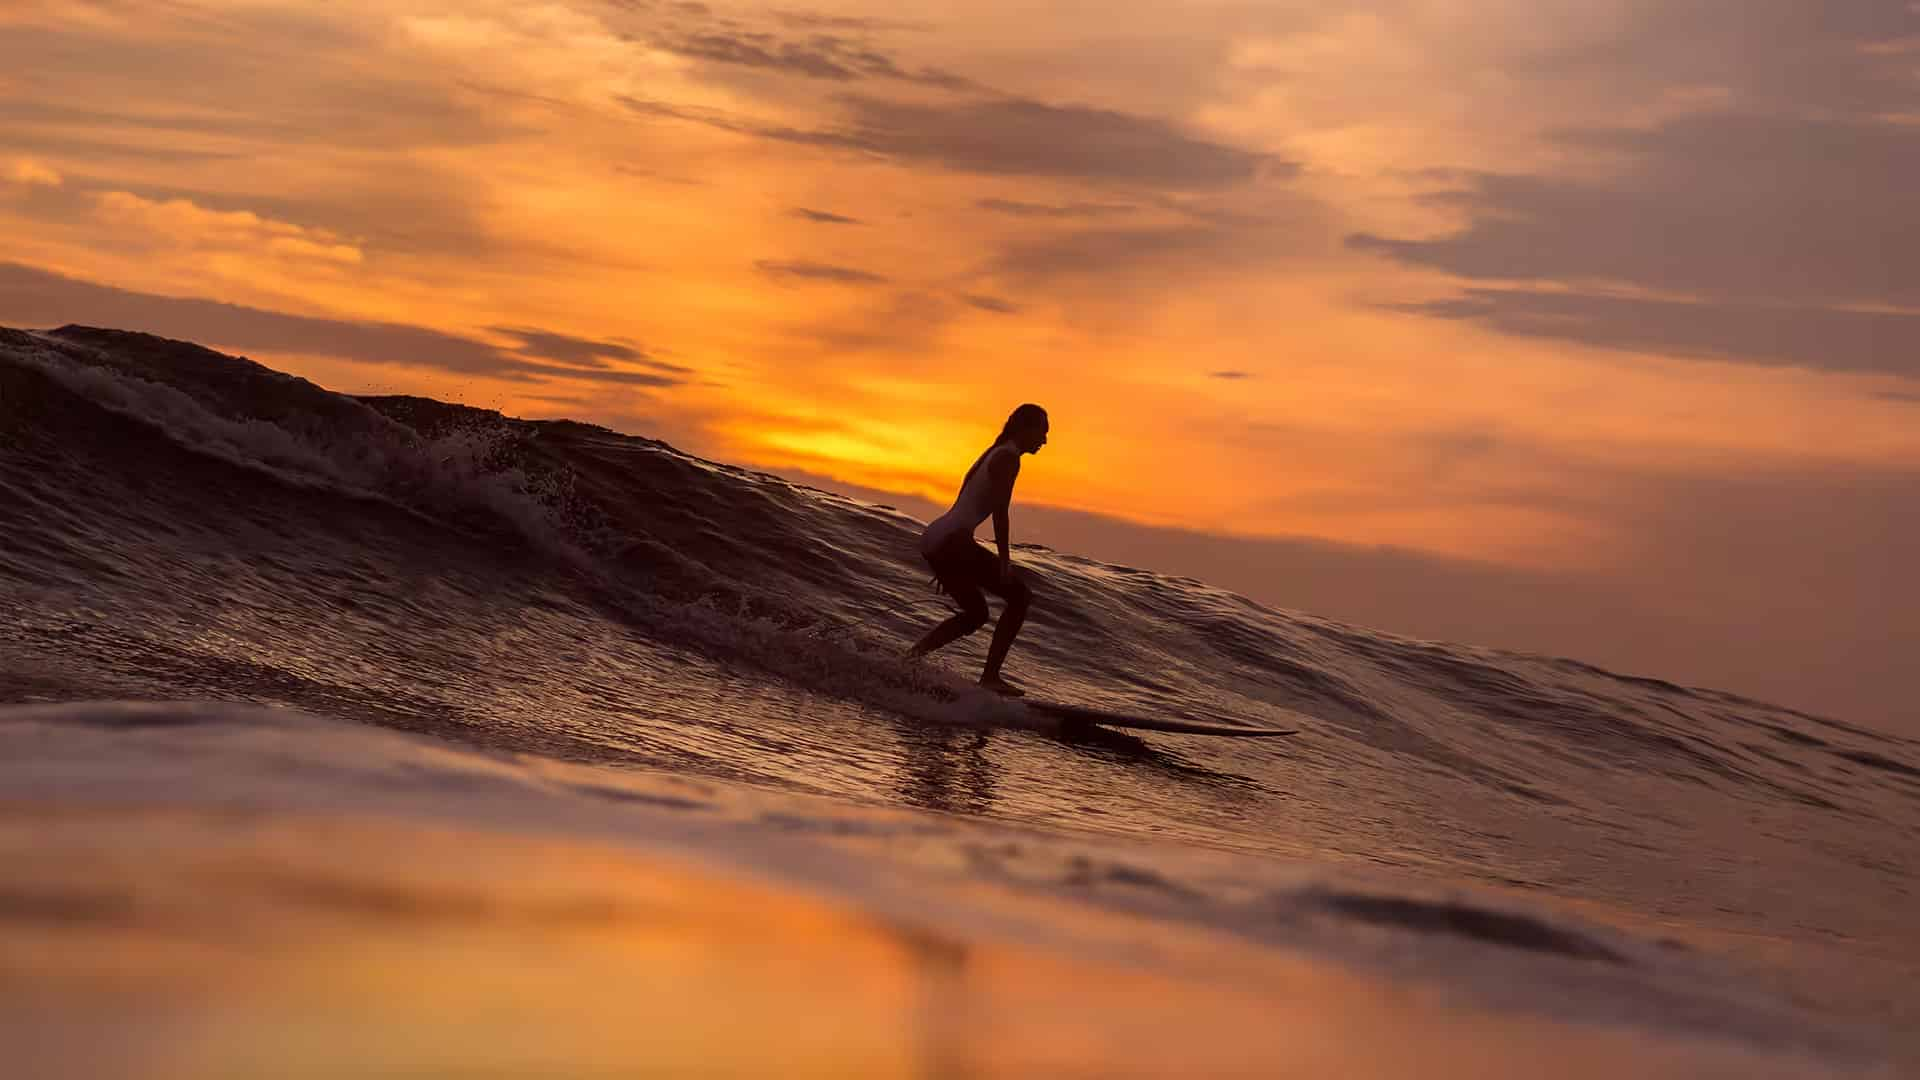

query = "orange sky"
[[3, 0, 1917, 725]]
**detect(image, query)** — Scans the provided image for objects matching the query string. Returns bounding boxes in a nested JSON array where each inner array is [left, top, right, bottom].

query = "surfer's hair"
[[962, 404, 1048, 490], [997, 403, 1048, 445]]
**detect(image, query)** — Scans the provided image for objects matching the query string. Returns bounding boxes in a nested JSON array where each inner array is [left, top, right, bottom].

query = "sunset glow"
[[4, 0, 1916, 721]]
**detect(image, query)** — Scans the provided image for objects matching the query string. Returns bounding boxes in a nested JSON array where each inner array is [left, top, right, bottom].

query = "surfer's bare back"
[[908, 404, 1050, 695]]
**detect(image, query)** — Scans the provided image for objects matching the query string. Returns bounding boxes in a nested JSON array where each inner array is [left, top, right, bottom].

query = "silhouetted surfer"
[[908, 404, 1049, 695]]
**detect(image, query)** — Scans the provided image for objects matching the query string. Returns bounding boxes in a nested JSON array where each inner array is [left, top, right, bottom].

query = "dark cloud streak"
[[488, 326, 694, 377], [791, 207, 864, 225], [1388, 289, 1920, 378], [960, 294, 1020, 314], [770, 11, 929, 33], [623, 93, 1276, 188], [654, 28, 973, 89], [490, 326, 647, 366], [0, 262, 686, 387], [808, 96, 1276, 188], [754, 259, 889, 285]]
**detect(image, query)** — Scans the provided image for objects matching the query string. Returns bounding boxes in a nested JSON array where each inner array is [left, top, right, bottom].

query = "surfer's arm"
[[988, 451, 1019, 578], [992, 506, 1010, 572]]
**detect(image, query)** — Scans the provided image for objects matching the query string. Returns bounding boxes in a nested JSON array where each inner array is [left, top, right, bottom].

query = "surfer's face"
[[1018, 420, 1049, 454]]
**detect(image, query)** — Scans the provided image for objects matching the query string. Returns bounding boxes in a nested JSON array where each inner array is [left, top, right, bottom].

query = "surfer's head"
[[1001, 403, 1049, 454]]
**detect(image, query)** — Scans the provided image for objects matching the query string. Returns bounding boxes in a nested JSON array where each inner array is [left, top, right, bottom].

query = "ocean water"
[[3, 325, 1916, 1077]]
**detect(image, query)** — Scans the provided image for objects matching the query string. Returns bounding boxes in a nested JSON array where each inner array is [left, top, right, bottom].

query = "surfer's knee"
[[957, 603, 990, 634]]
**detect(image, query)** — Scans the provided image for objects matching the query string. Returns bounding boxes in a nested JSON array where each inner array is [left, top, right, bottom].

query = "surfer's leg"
[[980, 571, 1031, 683], [910, 542, 993, 658], [909, 590, 989, 657]]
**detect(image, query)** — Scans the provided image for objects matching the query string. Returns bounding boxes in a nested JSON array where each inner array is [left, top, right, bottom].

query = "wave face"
[[5, 325, 1919, 1043]]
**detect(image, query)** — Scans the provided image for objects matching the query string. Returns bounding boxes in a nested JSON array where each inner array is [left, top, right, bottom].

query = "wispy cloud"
[[654, 28, 973, 89], [791, 207, 863, 225], [754, 259, 889, 285], [490, 326, 694, 380], [769, 11, 929, 33], [3, 158, 62, 187], [626, 93, 1278, 189], [786, 96, 1278, 188], [490, 326, 649, 366], [960, 294, 1020, 314], [94, 190, 364, 265]]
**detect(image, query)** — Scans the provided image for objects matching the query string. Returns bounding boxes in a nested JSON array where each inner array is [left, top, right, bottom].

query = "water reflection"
[[898, 727, 996, 815]]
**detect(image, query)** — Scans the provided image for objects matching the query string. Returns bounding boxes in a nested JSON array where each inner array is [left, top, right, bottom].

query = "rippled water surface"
[[4, 325, 1918, 1072]]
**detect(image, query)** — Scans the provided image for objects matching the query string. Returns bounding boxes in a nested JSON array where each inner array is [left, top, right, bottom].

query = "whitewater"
[[2, 325, 1916, 1077]]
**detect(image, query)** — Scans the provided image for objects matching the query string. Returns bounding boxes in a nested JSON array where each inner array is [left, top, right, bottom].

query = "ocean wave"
[[5, 325, 1919, 1052]]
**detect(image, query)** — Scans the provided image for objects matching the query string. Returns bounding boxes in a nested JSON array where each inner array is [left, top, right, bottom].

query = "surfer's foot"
[[979, 674, 1026, 698]]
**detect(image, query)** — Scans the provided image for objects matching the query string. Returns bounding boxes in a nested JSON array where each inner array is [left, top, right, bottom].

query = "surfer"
[[908, 403, 1049, 695]]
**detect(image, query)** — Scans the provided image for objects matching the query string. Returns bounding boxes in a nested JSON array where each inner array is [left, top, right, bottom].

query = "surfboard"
[[1022, 699, 1301, 738]]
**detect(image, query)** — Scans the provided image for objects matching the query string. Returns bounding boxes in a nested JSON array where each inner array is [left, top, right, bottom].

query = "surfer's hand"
[[998, 558, 1013, 585]]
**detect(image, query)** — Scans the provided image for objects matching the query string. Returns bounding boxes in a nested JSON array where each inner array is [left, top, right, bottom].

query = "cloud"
[[73, 171, 497, 264], [0, 21, 527, 153], [769, 12, 929, 34], [490, 326, 642, 365], [94, 190, 364, 265], [0, 132, 244, 165], [754, 259, 889, 285], [626, 93, 1277, 189], [960, 294, 1020, 314], [1354, 113, 1920, 304], [489, 326, 694, 377], [791, 207, 863, 225], [1351, 109, 1920, 373], [3, 159, 62, 187], [0, 18, 517, 261], [654, 28, 972, 89], [1388, 289, 1920, 378], [972, 185, 1336, 292], [664, 30, 867, 80], [977, 198, 1135, 219], [791, 96, 1279, 188], [0, 261, 685, 387], [1210, 370, 1253, 379], [1501, 2, 1920, 119]]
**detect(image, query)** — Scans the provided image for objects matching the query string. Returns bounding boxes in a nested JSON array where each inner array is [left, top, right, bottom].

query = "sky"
[[2, 1, 1916, 731]]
